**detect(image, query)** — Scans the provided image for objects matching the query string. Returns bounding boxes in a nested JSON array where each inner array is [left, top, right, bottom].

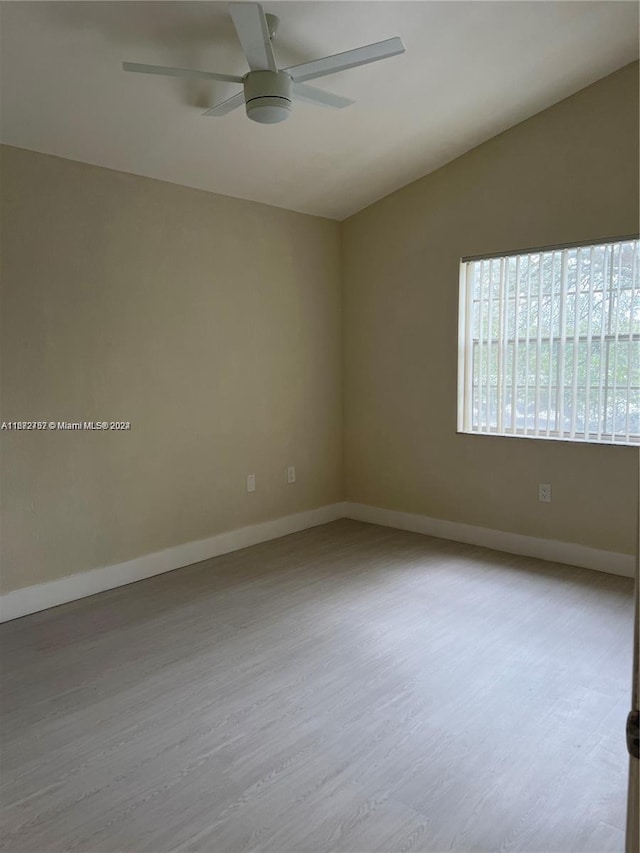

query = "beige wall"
[[0, 146, 342, 593], [342, 62, 640, 555], [2, 62, 639, 597]]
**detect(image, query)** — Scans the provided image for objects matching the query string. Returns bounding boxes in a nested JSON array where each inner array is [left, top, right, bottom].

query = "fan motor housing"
[[243, 70, 292, 124]]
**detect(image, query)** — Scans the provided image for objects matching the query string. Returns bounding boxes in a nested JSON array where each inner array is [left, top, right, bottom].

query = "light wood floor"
[[0, 520, 634, 853]]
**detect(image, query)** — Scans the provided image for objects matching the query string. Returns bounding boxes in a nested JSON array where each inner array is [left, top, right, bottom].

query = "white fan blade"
[[284, 37, 405, 83], [202, 91, 246, 116], [123, 62, 243, 84], [229, 3, 277, 72], [293, 83, 354, 109]]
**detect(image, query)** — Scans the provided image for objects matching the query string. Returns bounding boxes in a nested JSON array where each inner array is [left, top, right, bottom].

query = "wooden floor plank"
[[0, 520, 634, 852]]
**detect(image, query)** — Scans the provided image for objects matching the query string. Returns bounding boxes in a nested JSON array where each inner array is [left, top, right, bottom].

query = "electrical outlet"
[[539, 483, 551, 503], [247, 474, 256, 493], [287, 466, 296, 484]]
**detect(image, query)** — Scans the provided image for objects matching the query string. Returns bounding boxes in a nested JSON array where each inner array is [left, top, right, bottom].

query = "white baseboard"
[[0, 502, 348, 623], [344, 502, 636, 579], [2, 499, 633, 622]]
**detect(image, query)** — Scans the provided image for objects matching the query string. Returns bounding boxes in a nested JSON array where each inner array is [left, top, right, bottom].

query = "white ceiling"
[[1, 1, 638, 220]]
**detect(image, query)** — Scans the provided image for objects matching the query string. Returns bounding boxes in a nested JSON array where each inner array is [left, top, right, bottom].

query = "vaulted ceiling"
[[1, 2, 638, 219]]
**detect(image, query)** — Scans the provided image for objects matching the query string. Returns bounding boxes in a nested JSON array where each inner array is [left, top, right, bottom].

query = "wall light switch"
[[287, 466, 296, 484], [539, 483, 551, 503], [247, 474, 256, 493]]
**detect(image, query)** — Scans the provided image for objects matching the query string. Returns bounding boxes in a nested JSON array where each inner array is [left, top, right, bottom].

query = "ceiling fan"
[[123, 2, 405, 124]]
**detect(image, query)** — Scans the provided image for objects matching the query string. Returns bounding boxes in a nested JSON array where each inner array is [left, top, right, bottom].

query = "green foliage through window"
[[458, 239, 639, 444]]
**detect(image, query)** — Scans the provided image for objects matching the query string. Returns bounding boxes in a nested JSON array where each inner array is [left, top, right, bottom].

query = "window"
[[458, 238, 640, 445]]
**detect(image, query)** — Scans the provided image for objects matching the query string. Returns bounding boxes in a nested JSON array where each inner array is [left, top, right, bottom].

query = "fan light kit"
[[123, 2, 405, 124]]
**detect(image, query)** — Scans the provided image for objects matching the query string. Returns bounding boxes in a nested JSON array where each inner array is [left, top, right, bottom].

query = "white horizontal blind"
[[458, 239, 640, 444]]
